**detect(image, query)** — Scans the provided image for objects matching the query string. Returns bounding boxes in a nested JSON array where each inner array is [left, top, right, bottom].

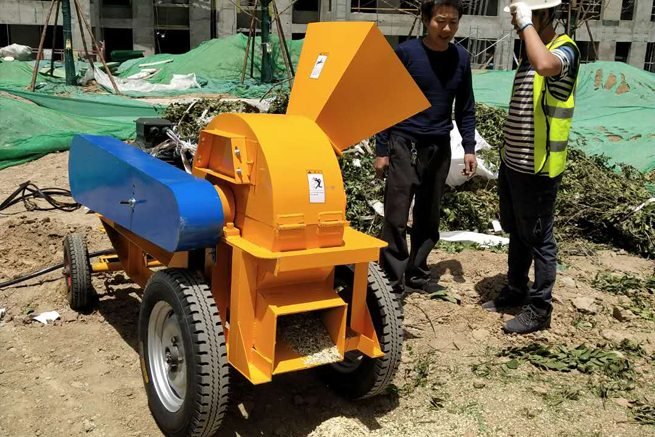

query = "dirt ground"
[[1, 152, 654, 437]]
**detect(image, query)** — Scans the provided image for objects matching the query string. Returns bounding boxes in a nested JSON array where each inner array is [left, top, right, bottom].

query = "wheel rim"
[[148, 301, 187, 412], [330, 350, 364, 373]]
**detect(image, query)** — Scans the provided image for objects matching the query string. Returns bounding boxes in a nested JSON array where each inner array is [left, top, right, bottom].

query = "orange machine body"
[[93, 21, 429, 384]]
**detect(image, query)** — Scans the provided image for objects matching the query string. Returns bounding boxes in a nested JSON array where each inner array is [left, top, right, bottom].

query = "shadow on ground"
[[94, 275, 402, 436]]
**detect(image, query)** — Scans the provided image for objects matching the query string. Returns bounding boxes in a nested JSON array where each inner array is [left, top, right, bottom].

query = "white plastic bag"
[[446, 122, 498, 187], [0, 44, 32, 61]]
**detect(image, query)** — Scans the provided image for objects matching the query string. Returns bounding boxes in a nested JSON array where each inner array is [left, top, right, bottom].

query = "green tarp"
[[0, 32, 653, 173], [119, 34, 301, 82], [473, 61, 655, 172], [0, 34, 302, 170], [0, 92, 160, 169]]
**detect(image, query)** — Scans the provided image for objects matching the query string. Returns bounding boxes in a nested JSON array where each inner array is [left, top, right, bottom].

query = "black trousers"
[[380, 133, 451, 291], [498, 163, 562, 315]]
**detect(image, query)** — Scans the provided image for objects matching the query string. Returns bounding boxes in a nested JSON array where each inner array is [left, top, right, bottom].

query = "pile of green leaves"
[[339, 144, 385, 236], [499, 343, 633, 379], [592, 271, 655, 321], [557, 151, 655, 258], [438, 105, 655, 258], [267, 86, 291, 114], [163, 98, 260, 139], [162, 95, 655, 258]]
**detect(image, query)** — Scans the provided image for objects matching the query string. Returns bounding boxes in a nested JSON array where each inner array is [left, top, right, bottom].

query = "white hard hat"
[[504, 0, 562, 12]]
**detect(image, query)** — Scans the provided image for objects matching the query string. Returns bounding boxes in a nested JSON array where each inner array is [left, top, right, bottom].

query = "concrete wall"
[[190, 0, 212, 47], [2, 0, 654, 70], [132, 1, 154, 55]]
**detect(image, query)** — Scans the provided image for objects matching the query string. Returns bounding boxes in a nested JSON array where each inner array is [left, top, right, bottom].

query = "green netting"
[[114, 34, 302, 98], [473, 61, 655, 172], [0, 91, 161, 170], [0, 34, 303, 170], [1, 38, 652, 174], [0, 34, 302, 98]]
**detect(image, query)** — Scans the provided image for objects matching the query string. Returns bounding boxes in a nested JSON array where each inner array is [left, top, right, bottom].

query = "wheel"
[[321, 263, 403, 399], [138, 269, 229, 437], [62, 233, 93, 311]]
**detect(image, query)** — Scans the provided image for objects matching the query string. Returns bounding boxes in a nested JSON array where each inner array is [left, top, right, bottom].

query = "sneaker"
[[481, 286, 527, 313], [503, 305, 551, 334]]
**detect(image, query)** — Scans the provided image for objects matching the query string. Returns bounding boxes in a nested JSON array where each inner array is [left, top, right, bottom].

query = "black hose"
[[0, 249, 115, 290], [0, 181, 80, 213]]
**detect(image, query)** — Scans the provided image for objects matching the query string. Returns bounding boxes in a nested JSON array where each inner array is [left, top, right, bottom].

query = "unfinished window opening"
[[350, 0, 419, 14], [8, 25, 63, 53], [462, 0, 499, 16], [101, 0, 133, 19], [0, 24, 9, 47], [458, 38, 496, 68], [103, 28, 134, 61], [154, 6, 190, 27], [293, 0, 319, 23], [578, 0, 601, 20], [615, 41, 631, 63], [620, 0, 634, 20], [512, 38, 523, 68], [154, 29, 190, 54], [577, 41, 599, 63], [350, 0, 377, 13], [645, 43, 655, 73]]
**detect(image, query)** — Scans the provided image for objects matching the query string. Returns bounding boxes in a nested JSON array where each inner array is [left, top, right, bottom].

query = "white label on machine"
[[310, 55, 327, 79], [307, 172, 325, 203]]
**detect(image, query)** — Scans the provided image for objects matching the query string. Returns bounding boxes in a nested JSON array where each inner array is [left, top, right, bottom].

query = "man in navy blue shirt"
[[375, 0, 476, 294]]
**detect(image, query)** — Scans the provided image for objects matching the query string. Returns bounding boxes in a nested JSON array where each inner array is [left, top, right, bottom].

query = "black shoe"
[[481, 286, 527, 313], [503, 305, 551, 334]]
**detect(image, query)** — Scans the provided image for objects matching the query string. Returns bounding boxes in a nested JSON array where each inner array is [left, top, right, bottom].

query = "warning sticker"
[[310, 54, 327, 79], [307, 172, 325, 203]]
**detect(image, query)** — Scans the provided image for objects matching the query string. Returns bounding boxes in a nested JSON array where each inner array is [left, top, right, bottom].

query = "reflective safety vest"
[[533, 34, 579, 178]]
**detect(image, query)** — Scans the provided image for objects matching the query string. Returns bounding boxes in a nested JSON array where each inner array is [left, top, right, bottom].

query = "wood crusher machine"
[[64, 22, 429, 436]]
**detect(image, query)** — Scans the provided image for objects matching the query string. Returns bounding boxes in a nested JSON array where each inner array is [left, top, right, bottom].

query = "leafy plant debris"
[[499, 343, 633, 378], [162, 95, 655, 258], [592, 272, 655, 321]]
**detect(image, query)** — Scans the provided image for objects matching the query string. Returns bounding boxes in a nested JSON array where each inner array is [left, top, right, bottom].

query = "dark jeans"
[[498, 163, 562, 315], [381, 132, 451, 291]]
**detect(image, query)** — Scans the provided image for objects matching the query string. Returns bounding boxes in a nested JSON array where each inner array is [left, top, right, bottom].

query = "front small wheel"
[[139, 269, 229, 437], [62, 233, 93, 311]]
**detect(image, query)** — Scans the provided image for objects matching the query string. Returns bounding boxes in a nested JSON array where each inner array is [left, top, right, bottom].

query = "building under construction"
[[1, 0, 654, 71]]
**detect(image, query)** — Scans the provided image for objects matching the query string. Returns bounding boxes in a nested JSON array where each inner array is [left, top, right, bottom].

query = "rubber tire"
[[139, 269, 229, 437], [63, 233, 93, 311], [321, 263, 404, 399]]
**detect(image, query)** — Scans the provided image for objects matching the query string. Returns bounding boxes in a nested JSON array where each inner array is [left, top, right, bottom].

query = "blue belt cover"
[[69, 134, 224, 253]]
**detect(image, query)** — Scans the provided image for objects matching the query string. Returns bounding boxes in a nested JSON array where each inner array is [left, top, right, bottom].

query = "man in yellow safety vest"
[[482, 0, 579, 334]]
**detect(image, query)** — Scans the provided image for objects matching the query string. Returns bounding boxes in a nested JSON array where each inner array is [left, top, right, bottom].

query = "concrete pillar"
[[70, 0, 91, 58], [320, 0, 335, 21], [601, 0, 621, 21], [276, 0, 293, 38], [335, 0, 349, 21], [216, 0, 236, 37], [190, 0, 212, 48], [633, 0, 654, 33], [493, 36, 515, 70], [628, 41, 647, 68], [598, 40, 616, 60], [133, 0, 154, 55]]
